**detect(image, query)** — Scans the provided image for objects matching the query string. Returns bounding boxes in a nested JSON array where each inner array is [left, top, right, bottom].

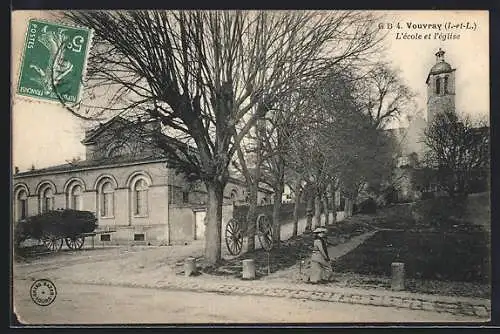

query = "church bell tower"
[[426, 48, 456, 124]]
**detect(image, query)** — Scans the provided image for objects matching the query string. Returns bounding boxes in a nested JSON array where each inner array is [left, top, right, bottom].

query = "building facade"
[[387, 48, 458, 202], [426, 48, 456, 124], [13, 116, 272, 245]]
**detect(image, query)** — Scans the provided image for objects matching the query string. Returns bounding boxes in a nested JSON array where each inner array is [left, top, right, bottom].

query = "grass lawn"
[[334, 230, 490, 284], [200, 218, 375, 279], [200, 194, 490, 298]]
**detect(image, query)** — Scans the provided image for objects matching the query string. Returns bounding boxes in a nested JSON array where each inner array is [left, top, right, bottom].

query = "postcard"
[[11, 9, 490, 325]]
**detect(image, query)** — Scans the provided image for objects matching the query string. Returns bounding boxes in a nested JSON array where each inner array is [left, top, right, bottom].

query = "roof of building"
[[13, 113, 275, 194], [471, 125, 490, 138], [429, 61, 453, 75], [426, 49, 456, 84], [14, 154, 273, 194], [14, 155, 167, 178], [81, 115, 156, 145]]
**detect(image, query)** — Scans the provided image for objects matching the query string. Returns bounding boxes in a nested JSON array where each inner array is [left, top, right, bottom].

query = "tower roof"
[[426, 48, 455, 84], [429, 61, 452, 75]]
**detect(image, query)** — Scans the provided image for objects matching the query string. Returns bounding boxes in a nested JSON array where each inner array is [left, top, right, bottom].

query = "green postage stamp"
[[16, 19, 93, 104]]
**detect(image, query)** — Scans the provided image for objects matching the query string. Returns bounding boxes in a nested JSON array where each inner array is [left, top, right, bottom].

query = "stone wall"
[[427, 71, 456, 124]]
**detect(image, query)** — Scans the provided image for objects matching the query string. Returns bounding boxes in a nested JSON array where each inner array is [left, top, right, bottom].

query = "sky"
[[379, 10, 489, 126], [11, 10, 489, 172]]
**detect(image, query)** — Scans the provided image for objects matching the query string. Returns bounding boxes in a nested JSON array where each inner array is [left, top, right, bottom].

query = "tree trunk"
[[292, 182, 302, 237], [292, 198, 299, 237], [245, 181, 258, 252], [314, 193, 321, 228], [331, 188, 337, 224], [272, 183, 284, 246], [305, 194, 313, 232], [246, 119, 263, 252], [323, 193, 329, 226], [345, 197, 354, 217], [204, 181, 224, 264]]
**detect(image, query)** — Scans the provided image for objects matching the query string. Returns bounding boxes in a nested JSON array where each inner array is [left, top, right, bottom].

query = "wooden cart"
[[41, 229, 117, 252], [224, 213, 273, 256], [15, 209, 113, 253]]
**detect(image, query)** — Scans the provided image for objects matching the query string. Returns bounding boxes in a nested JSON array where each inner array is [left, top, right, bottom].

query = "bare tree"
[[287, 69, 395, 222], [60, 10, 384, 263], [232, 118, 265, 252], [282, 111, 310, 236], [255, 29, 388, 241], [423, 110, 489, 197], [260, 105, 293, 244], [284, 100, 337, 230], [219, 10, 384, 250], [355, 62, 416, 129]]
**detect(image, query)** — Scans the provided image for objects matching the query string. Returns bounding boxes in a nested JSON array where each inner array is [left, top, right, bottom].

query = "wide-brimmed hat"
[[312, 227, 327, 234]]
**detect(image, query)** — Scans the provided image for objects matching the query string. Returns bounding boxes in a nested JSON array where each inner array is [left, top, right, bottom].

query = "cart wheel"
[[42, 234, 63, 252], [225, 218, 243, 256], [65, 236, 85, 250], [257, 214, 273, 251]]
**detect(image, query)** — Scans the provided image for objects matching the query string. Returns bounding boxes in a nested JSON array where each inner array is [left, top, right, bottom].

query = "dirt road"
[[13, 281, 481, 324]]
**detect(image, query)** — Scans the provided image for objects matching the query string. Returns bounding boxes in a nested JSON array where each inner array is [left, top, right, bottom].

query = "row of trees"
[[56, 10, 413, 264], [268, 67, 399, 241]]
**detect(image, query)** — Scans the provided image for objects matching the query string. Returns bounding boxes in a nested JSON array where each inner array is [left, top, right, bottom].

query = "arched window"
[[133, 179, 148, 216], [69, 185, 83, 210], [99, 181, 114, 217], [444, 76, 449, 94], [435, 77, 441, 95], [17, 190, 28, 220], [65, 179, 85, 210], [41, 187, 54, 213]]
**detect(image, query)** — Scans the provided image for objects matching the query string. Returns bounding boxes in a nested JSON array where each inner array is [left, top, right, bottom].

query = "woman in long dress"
[[309, 227, 333, 283]]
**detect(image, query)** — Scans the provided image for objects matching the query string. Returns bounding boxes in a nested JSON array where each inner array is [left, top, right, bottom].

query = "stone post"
[[391, 262, 405, 291], [184, 257, 197, 277], [242, 259, 256, 280]]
